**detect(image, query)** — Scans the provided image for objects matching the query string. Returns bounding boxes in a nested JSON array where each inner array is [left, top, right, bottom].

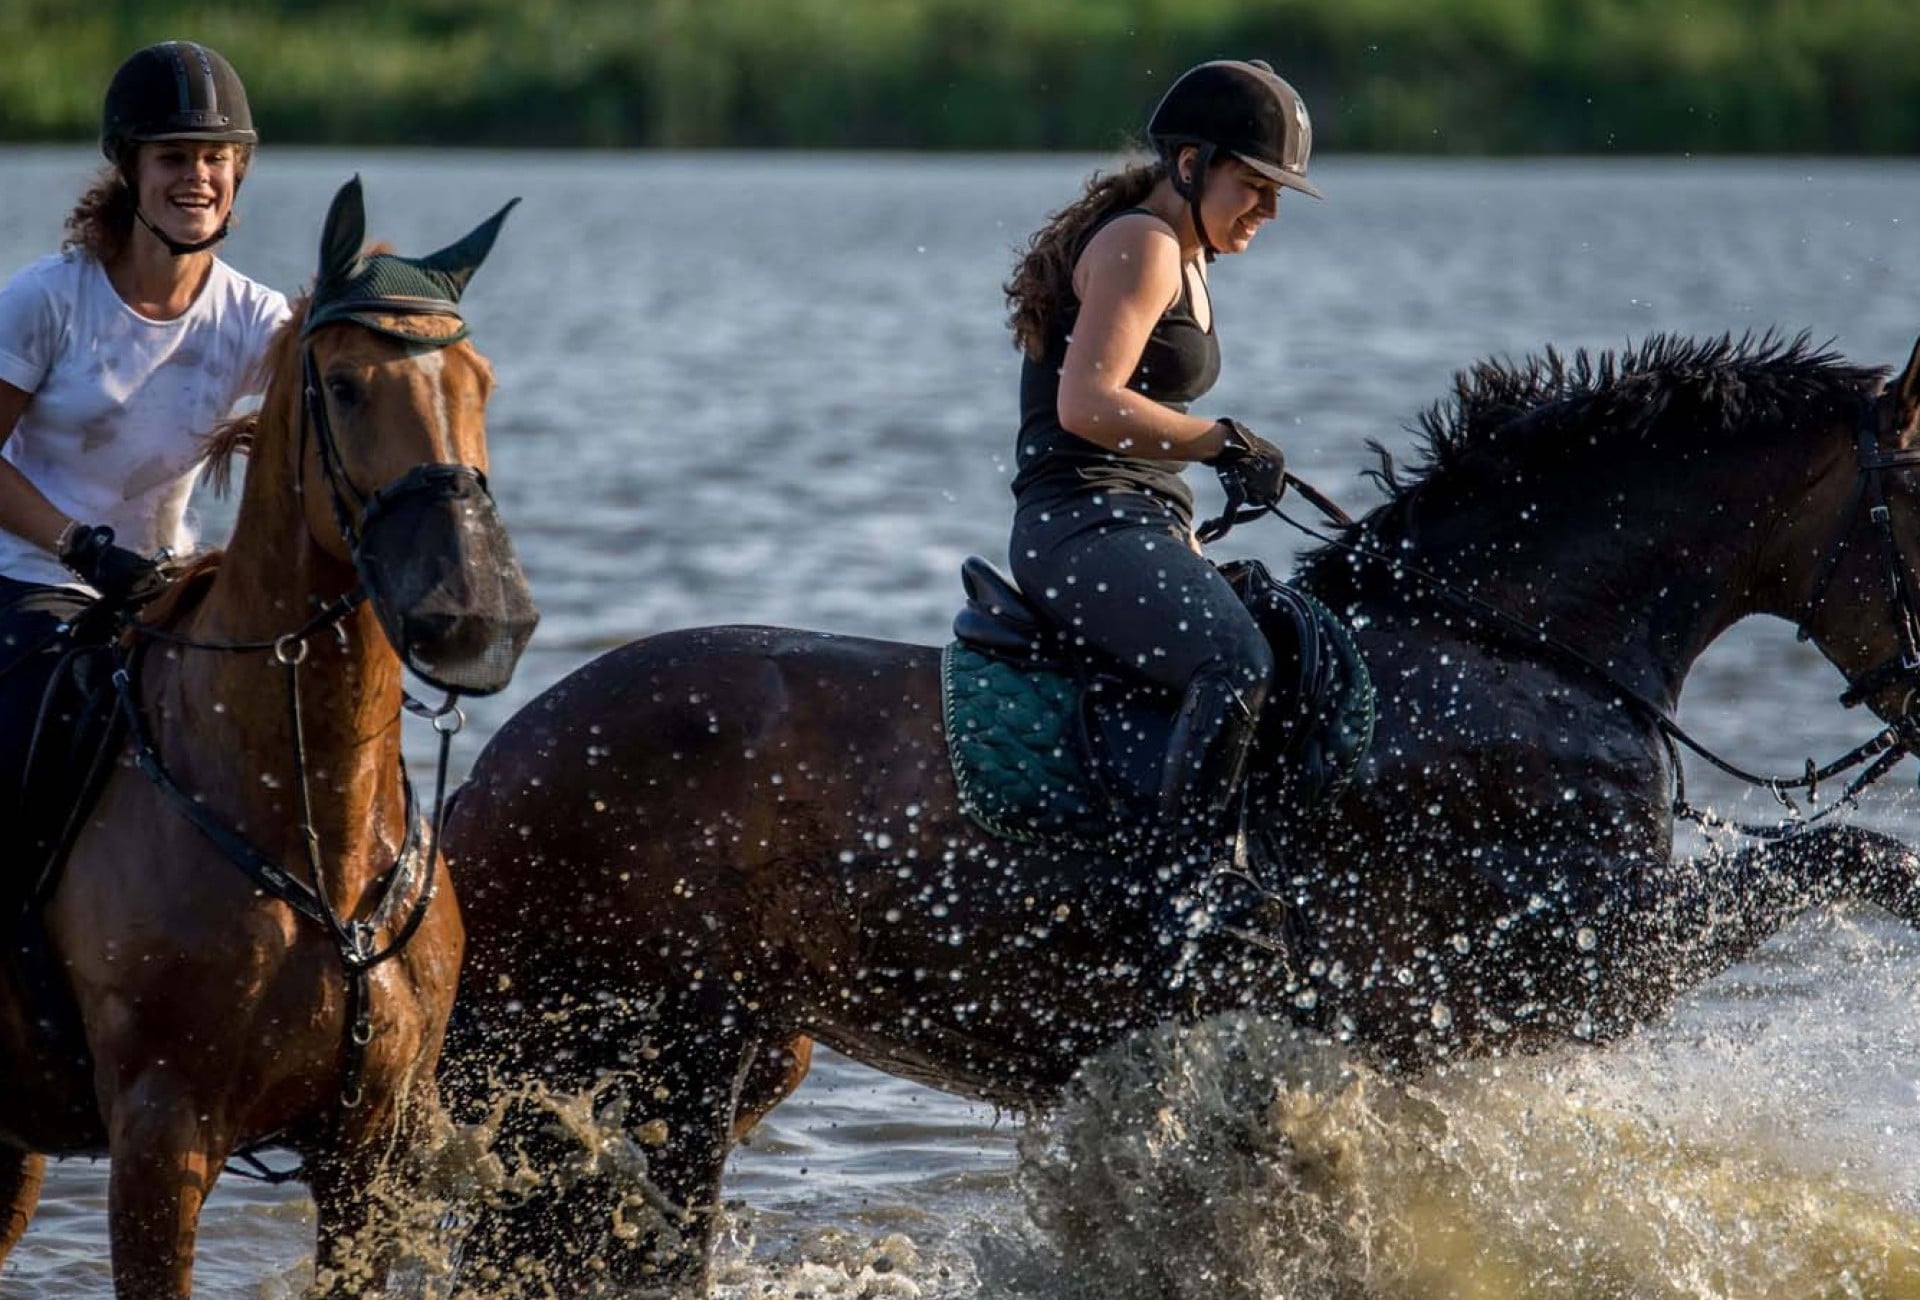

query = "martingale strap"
[[109, 634, 447, 1122]]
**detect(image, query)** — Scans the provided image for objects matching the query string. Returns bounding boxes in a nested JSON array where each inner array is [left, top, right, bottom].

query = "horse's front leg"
[[305, 1085, 449, 1300], [0, 1144, 46, 1267], [101, 1070, 234, 1300], [307, 1129, 388, 1299], [1824, 824, 1920, 926], [1584, 824, 1920, 1026], [1318, 825, 1894, 1061]]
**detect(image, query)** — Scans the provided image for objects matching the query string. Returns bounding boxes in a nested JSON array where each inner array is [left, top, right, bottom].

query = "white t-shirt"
[[0, 249, 289, 587]]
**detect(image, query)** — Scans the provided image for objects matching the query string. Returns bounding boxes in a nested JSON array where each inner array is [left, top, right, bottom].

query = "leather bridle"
[[1798, 391, 1920, 739], [112, 310, 490, 1166]]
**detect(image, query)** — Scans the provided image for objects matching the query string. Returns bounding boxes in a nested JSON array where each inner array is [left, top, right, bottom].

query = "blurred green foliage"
[[3, 0, 1916, 152]]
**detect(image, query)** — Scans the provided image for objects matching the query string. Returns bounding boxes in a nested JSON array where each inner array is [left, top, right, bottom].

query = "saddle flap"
[[10, 638, 127, 920]]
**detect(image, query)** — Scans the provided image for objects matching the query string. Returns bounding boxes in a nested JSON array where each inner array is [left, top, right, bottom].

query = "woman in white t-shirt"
[[0, 41, 288, 882]]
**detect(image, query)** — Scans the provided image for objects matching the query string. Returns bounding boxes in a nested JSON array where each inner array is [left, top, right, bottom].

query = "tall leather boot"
[[1155, 669, 1265, 840], [1149, 669, 1267, 964]]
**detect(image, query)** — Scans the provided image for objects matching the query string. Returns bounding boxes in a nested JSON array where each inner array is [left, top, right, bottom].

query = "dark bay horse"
[[441, 333, 1920, 1295], [0, 180, 533, 1298]]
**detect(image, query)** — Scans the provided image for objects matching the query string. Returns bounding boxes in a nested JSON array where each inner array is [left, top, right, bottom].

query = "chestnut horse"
[[0, 179, 534, 1298], [441, 333, 1920, 1295]]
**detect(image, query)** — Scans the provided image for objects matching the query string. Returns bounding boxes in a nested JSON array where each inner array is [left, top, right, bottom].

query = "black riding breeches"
[[1008, 492, 1274, 702]]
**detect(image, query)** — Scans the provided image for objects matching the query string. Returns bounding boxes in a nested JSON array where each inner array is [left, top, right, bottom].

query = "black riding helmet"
[[1147, 59, 1320, 258], [100, 41, 256, 256]]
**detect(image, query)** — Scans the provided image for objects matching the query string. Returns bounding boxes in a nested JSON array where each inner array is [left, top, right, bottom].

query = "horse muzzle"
[[353, 464, 538, 696]]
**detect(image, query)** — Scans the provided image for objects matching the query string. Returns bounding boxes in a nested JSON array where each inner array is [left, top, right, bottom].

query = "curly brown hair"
[[1004, 157, 1166, 360], [62, 147, 253, 265]]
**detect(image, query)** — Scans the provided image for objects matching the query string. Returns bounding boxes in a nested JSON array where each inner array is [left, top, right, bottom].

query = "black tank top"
[[1010, 207, 1222, 520]]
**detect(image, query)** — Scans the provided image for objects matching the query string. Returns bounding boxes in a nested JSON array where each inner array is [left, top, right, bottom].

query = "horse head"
[[283, 176, 537, 696], [1786, 334, 1920, 746]]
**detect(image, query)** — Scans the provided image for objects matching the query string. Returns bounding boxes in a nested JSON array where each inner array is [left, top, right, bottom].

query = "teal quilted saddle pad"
[[941, 643, 1105, 844]]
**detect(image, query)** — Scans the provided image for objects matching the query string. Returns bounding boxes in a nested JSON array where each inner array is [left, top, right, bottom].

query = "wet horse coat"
[[442, 333, 1920, 1294], [0, 179, 531, 1299]]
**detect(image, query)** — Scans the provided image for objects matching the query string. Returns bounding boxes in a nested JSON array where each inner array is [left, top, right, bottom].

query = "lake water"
[[4, 148, 1920, 1298]]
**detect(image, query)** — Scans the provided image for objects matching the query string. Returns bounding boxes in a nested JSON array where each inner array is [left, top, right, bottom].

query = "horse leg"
[[1336, 825, 1920, 1060], [733, 1034, 813, 1143], [450, 991, 764, 1298], [306, 1089, 446, 1300], [1590, 824, 1920, 1030], [0, 1146, 45, 1268], [102, 1072, 230, 1300], [308, 1146, 382, 1300], [1830, 824, 1920, 925], [595, 1009, 772, 1298]]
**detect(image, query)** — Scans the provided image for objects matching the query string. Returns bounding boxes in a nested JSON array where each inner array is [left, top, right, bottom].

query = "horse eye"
[[324, 374, 360, 408]]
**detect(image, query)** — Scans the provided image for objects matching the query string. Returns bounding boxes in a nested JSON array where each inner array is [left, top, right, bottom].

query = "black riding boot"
[[1156, 669, 1265, 838], [1148, 670, 1269, 959]]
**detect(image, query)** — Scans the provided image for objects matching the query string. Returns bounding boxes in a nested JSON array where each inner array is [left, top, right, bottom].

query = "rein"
[[1199, 398, 1920, 838]]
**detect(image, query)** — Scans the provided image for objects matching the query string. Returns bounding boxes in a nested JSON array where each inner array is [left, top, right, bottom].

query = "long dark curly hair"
[[63, 146, 254, 265], [1004, 156, 1165, 359]]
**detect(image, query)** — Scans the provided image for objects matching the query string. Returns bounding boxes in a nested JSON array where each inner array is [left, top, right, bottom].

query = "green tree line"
[[4, 0, 1917, 153]]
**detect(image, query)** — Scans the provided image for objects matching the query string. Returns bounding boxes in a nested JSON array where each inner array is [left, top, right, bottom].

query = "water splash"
[[1003, 1010, 1920, 1300], [247, 916, 1920, 1299], [711, 1229, 939, 1298]]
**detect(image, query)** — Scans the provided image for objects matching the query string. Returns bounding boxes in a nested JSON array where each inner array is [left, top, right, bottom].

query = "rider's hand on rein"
[[1206, 418, 1289, 510], [59, 523, 169, 611], [1195, 419, 1290, 543]]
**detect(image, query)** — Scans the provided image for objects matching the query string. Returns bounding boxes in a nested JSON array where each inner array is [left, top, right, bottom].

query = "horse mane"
[[202, 294, 314, 496], [126, 553, 223, 637], [1325, 331, 1884, 552]]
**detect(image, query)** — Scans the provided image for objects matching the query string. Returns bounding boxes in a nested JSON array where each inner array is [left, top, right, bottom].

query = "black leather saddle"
[[953, 556, 1067, 664]]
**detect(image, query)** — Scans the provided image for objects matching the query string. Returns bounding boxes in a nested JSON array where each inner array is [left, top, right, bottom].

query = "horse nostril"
[[407, 611, 462, 649]]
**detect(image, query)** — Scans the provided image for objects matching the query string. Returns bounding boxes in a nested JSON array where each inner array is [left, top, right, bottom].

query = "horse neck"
[[1385, 440, 1814, 711], [163, 455, 408, 911]]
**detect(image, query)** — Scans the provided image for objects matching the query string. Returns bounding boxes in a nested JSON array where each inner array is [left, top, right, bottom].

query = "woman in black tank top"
[[1001, 60, 1324, 894]]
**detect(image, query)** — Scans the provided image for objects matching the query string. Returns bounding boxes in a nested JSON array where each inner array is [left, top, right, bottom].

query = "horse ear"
[[418, 197, 521, 302], [318, 176, 367, 282], [1895, 334, 1920, 435]]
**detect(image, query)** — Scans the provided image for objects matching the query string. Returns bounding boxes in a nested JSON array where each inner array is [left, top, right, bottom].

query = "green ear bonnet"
[[301, 175, 520, 345]]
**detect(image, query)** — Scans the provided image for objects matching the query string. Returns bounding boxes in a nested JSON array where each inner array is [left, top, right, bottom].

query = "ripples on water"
[[3, 149, 1920, 1297]]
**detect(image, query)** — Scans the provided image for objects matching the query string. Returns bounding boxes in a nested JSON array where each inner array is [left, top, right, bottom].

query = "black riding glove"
[[1204, 419, 1288, 509], [59, 524, 168, 610]]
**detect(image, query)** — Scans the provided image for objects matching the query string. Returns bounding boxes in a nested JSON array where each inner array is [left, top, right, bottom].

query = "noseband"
[[1798, 392, 1920, 735]]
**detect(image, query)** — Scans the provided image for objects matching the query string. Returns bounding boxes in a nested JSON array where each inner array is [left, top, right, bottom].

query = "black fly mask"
[[300, 176, 537, 696]]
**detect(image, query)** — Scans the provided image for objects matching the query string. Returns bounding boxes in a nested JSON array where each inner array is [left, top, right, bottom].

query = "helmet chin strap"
[[1171, 143, 1220, 262], [133, 205, 230, 256]]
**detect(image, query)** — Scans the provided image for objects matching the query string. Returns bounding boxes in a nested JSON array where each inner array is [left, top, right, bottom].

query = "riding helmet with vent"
[[1148, 59, 1321, 258], [101, 41, 256, 163]]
